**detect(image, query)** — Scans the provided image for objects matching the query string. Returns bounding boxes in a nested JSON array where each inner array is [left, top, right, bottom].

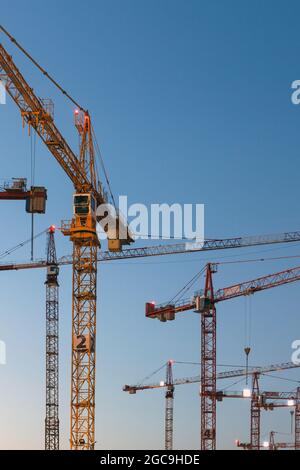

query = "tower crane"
[[145, 263, 300, 450], [0, 28, 132, 450], [213, 381, 300, 450], [2, 25, 300, 449], [1, 229, 300, 272], [123, 361, 300, 450], [45, 226, 59, 450], [123, 361, 300, 393]]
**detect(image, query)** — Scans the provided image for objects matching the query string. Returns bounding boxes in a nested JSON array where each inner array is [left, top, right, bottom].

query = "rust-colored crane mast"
[[45, 226, 59, 450], [200, 263, 216, 449], [145, 263, 300, 449], [296, 388, 300, 449], [250, 373, 260, 450], [165, 360, 174, 450]]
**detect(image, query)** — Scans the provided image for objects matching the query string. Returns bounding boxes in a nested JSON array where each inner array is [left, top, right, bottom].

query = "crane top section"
[[0, 38, 132, 249], [123, 361, 300, 394], [146, 264, 300, 321]]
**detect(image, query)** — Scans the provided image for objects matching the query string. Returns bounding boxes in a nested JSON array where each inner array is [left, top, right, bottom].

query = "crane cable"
[[30, 131, 36, 261], [244, 296, 252, 385], [0, 228, 48, 260], [169, 265, 207, 304], [0, 25, 119, 214], [0, 25, 85, 112], [91, 125, 117, 209]]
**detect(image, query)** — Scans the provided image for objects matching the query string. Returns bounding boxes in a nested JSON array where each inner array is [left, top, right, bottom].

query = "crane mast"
[[62, 111, 99, 450], [250, 373, 260, 450], [200, 263, 216, 450], [296, 388, 300, 449], [45, 226, 59, 450], [165, 361, 174, 450]]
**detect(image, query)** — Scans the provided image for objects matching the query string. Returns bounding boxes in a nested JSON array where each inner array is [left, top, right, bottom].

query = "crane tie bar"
[[0, 24, 85, 112]]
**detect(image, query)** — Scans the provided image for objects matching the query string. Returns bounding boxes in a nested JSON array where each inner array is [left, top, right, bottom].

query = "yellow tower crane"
[[0, 27, 132, 450]]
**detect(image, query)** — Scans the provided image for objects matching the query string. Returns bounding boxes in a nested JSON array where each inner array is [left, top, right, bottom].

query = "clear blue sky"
[[1, 0, 300, 450]]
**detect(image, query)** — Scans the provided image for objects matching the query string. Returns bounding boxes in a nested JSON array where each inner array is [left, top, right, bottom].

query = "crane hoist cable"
[[0, 24, 85, 112], [30, 131, 37, 261], [243, 296, 252, 385]]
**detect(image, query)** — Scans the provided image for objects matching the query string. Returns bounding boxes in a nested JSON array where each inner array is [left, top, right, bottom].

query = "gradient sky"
[[1, 0, 300, 450]]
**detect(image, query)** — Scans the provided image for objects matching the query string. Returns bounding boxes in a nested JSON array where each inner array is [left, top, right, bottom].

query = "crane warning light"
[[74, 109, 79, 115], [159, 381, 165, 387], [288, 399, 295, 407], [49, 225, 56, 233], [243, 388, 252, 398], [263, 441, 269, 449], [145, 302, 156, 318]]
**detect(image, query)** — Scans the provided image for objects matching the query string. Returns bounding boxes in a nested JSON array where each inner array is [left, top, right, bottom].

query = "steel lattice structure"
[[71, 241, 98, 449], [165, 361, 174, 450], [2, 230, 300, 272], [296, 388, 300, 450], [250, 374, 260, 450], [123, 361, 300, 393], [45, 227, 59, 450], [200, 264, 216, 450]]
